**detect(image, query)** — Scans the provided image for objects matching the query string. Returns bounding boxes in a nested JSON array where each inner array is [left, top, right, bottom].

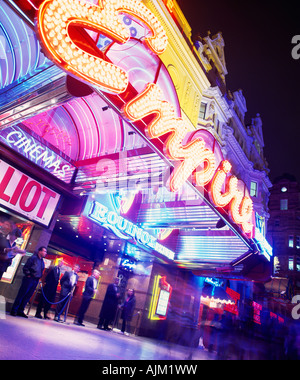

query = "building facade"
[[267, 174, 300, 303], [0, 0, 277, 342]]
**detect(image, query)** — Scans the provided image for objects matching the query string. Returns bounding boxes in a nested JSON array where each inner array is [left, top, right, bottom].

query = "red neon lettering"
[[211, 161, 254, 235], [37, 187, 57, 218], [0, 166, 14, 202], [19, 181, 42, 212], [124, 83, 216, 192], [37, 0, 167, 93], [211, 161, 238, 207], [230, 192, 253, 235], [9, 174, 29, 206]]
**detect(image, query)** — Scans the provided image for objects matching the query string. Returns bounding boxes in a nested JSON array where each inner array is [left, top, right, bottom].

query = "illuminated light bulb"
[[210, 161, 254, 235], [211, 161, 238, 208], [124, 83, 216, 193], [37, 0, 167, 93], [166, 120, 216, 192], [230, 192, 254, 235]]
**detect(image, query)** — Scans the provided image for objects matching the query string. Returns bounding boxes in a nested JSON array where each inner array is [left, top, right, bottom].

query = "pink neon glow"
[[23, 40, 179, 162], [22, 110, 78, 159], [106, 40, 181, 116]]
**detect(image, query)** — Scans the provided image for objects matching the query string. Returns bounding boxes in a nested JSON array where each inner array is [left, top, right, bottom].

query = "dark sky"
[[177, 0, 300, 183]]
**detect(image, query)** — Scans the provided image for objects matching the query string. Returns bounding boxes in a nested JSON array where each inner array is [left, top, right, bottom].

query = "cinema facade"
[[0, 0, 274, 339]]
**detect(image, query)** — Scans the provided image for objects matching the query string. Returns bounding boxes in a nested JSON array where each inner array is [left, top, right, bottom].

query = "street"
[[0, 312, 215, 361]]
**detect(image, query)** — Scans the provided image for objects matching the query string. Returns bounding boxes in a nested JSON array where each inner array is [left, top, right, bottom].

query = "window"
[[296, 236, 300, 249], [250, 181, 258, 197], [280, 199, 288, 210], [289, 236, 294, 248], [289, 257, 294, 271], [199, 103, 207, 119]]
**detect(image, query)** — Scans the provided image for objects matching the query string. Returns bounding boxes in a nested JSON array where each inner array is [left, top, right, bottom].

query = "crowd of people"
[[0, 218, 136, 335], [10, 249, 136, 334], [1, 216, 300, 359]]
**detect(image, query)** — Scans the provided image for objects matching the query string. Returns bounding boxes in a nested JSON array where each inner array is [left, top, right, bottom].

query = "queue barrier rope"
[[27, 282, 73, 322], [40, 282, 74, 322], [40, 282, 71, 305]]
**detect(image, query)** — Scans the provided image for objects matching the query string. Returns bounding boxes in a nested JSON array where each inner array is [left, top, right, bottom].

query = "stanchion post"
[[63, 288, 74, 323], [26, 282, 42, 316]]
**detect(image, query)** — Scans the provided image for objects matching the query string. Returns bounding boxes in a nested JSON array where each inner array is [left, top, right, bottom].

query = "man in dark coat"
[[75, 269, 100, 326], [120, 289, 136, 335], [10, 247, 47, 318], [55, 264, 80, 322], [35, 259, 63, 319], [97, 278, 120, 331]]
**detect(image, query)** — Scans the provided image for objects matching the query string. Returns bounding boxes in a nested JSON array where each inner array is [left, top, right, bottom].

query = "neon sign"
[[149, 275, 172, 320], [37, 0, 168, 93], [0, 126, 75, 183], [36, 0, 254, 237], [0, 160, 60, 226], [224, 287, 240, 316], [163, 0, 175, 13], [252, 301, 262, 325], [253, 212, 272, 261], [88, 200, 175, 261], [254, 229, 273, 261], [123, 83, 217, 192]]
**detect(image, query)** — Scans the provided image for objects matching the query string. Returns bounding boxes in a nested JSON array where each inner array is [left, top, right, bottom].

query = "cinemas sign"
[[0, 160, 60, 226]]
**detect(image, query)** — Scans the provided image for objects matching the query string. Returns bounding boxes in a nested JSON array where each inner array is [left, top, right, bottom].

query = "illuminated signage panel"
[[0, 160, 60, 226], [0, 126, 76, 183], [87, 200, 175, 261], [253, 213, 272, 261], [252, 301, 262, 325], [149, 275, 172, 320]]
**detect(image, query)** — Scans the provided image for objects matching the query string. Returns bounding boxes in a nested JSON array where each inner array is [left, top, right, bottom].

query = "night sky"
[[177, 0, 300, 183]]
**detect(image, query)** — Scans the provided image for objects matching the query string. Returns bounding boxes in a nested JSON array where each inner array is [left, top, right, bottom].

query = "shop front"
[[0, 155, 62, 305], [0, 0, 273, 342]]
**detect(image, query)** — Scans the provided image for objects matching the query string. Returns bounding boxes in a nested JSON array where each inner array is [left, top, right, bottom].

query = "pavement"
[[0, 311, 216, 361]]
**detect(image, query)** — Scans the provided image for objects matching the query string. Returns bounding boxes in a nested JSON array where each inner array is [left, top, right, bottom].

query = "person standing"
[[0, 225, 25, 281], [55, 264, 80, 322], [35, 259, 63, 319], [97, 278, 120, 331], [75, 269, 100, 326], [10, 246, 47, 318], [120, 288, 136, 335]]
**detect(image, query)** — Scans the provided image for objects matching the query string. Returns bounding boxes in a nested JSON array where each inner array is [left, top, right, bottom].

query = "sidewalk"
[[0, 312, 216, 360]]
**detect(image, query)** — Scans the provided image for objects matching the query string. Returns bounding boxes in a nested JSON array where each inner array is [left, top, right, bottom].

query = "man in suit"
[[55, 264, 80, 322], [75, 269, 100, 326], [120, 288, 136, 335], [10, 247, 47, 318], [97, 277, 120, 331], [35, 259, 63, 319]]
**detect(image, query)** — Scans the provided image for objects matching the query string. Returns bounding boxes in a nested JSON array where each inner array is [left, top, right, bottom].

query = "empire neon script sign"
[[36, 0, 254, 236]]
